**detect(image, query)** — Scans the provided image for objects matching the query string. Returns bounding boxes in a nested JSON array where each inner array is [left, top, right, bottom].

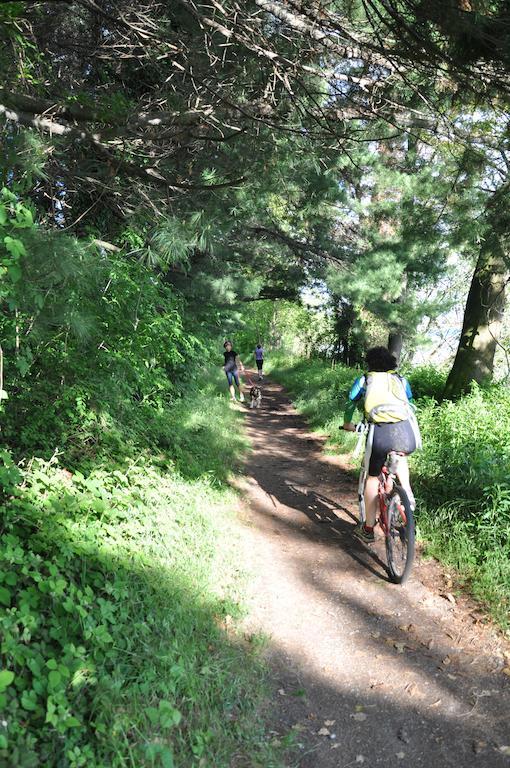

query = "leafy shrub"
[[412, 384, 510, 626], [0, 383, 280, 768], [404, 365, 448, 401], [267, 354, 359, 448]]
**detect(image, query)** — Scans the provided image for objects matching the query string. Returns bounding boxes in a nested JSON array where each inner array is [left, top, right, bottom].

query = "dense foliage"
[[0, 379, 287, 768], [2, 0, 510, 762]]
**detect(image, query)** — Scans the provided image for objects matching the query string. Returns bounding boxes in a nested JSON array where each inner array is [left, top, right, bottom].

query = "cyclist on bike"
[[343, 346, 419, 543]]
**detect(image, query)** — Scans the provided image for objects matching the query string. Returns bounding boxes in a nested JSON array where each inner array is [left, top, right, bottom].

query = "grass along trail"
[[236, 373, 510, 768]]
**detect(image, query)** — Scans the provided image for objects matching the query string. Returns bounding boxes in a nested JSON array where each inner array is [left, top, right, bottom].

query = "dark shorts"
[[226, 369, 240, 387], [256, 359, 263, 371], [368, 419, 416, 477]]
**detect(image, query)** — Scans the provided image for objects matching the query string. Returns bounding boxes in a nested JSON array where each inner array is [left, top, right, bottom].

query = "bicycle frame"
[[377, 459, 409, 533], [357, 423, 407, 535], [354, 424, 416, 583]]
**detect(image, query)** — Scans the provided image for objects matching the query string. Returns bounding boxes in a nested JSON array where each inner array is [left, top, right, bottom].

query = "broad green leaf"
[[161, 748, 174, 768], [48, 670, 62, 688], [7, 264, 21, 282], [0, 587, 11, 606], [159, 700, 182, 728], [21, 691, 38, 711], [13, 206, 33, 229], [0, 670, 15, 691], [3, 236, 26, 258], [1, 188, 16, 203], [145, 706, 159, 724]]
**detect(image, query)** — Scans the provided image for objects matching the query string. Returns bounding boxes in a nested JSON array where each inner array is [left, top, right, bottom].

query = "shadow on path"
[[238, 372, 510, 768]]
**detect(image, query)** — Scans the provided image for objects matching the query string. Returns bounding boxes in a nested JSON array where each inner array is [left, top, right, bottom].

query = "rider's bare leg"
[[396, 456, 415, 507], [364, 475, 379, 528]]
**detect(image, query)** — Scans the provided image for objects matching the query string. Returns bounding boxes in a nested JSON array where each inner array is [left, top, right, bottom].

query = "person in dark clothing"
[[223, 340, 245, 402]]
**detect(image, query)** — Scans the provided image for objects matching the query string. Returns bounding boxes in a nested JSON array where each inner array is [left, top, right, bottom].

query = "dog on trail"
[[249, 385, 262, 409]]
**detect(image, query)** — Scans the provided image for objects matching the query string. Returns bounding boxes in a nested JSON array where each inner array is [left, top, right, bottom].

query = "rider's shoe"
[[353, 523, 375, 543]]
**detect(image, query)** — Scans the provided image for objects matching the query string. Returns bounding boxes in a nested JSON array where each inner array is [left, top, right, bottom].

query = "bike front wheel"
[[384, 485, 415, 585]]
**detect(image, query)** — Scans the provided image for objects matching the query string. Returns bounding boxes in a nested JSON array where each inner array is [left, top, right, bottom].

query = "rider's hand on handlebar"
[[342, 422, 356, 432]]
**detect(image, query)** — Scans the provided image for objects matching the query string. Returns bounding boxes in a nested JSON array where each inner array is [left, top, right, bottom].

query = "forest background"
[[1, 1, 510, 766]]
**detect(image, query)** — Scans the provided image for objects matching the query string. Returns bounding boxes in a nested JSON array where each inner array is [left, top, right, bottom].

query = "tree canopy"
[[1, 0, 510, 419]]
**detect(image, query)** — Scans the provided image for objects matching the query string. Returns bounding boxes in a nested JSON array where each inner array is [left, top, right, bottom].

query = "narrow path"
[[236, 374, 510, 768]]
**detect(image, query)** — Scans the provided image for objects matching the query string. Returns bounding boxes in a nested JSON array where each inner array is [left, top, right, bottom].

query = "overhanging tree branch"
[[0, 102, 246, 192]]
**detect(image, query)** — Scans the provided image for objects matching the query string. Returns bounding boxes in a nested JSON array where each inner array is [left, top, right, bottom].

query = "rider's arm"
[[343, 376, 366, 427], [236, 354, 245, 372]]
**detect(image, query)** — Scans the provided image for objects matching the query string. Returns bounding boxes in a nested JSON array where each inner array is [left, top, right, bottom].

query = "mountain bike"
[[355, 423, 415, 585]]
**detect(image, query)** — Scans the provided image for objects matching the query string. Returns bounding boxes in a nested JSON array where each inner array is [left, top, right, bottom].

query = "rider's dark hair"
[[365, 346, 397, 372], [223, 340, 232, 348]]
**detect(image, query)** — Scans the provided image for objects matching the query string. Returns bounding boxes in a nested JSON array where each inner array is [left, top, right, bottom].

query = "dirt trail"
[[236, 374, 510, 768]]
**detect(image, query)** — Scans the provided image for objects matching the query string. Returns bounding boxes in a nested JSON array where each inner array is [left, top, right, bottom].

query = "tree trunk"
[[333, 299, 353, 364], [387, 331, 403, 364], [443, 232, 507, 399]]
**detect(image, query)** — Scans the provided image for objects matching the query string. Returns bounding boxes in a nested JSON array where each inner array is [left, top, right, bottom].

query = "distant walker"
[[255, 344, 264, 381]]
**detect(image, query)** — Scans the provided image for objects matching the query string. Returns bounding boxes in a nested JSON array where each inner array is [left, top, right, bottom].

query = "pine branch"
[[0, 89, 213, 130], [0, 102, 246, 192]]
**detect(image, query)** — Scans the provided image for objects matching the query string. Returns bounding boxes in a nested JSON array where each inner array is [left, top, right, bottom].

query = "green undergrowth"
[[270, 354, 510, 631], [0, 378, 285, 768]]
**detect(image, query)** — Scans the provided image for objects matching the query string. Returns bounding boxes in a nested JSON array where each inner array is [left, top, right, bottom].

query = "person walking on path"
[[255, 344, 264, 380], [223, 340, 245, 402]]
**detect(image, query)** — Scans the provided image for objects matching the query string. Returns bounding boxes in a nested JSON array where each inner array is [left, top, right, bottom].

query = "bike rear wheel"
[[384, 485, 415, 584]]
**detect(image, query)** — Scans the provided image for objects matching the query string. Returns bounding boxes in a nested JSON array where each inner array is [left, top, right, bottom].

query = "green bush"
[[412, 384, 510, 626], [0, 382, 282, 768], [266, 354, 359, 450], [403, 365, 448, 401]]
